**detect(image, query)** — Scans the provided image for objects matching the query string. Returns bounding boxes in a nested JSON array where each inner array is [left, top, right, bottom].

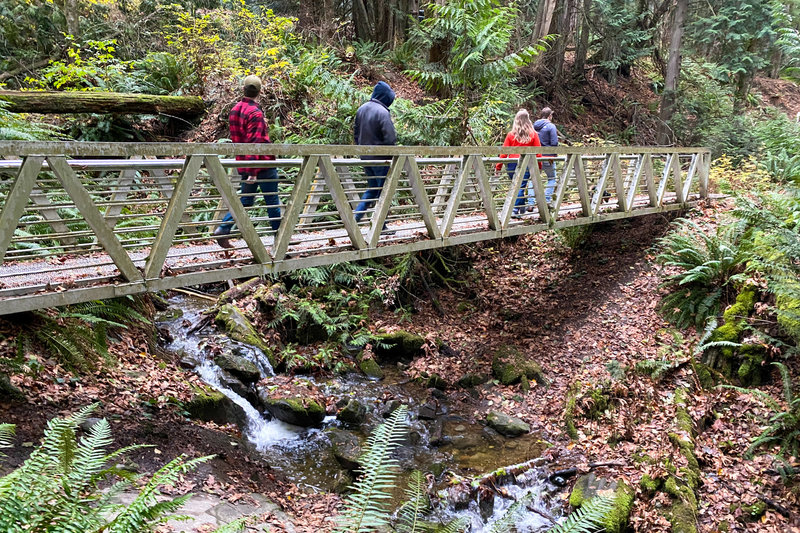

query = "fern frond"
[[396, 470, 428, 533], [549, 495, 615, 533], [335, 405, 409, 533]]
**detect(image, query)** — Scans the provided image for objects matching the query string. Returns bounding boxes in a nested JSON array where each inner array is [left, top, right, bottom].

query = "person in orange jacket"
[[495, 109, 542, 215]]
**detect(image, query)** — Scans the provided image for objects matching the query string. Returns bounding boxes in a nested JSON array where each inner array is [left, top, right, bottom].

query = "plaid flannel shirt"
[[229, 97, 275, 176]]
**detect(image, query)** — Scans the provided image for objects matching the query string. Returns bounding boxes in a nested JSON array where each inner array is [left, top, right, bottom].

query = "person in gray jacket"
[[533, 107, 558, 204], [354, 81, 397, 223]]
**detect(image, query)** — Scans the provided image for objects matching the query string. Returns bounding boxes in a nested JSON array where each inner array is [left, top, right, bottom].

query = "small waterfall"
[[194, 360, 301, 450], [159, 295, 304, 450]]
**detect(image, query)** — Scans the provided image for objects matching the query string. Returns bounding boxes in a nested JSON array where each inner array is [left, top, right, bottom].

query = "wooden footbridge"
[[0, 142, 709, 315]]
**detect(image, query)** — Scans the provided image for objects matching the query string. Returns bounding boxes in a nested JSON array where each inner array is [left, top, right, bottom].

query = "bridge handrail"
[[0, 142, 710, 314]]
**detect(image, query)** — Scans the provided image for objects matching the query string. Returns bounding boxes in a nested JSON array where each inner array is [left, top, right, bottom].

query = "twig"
[[171, 287, 218, 302]]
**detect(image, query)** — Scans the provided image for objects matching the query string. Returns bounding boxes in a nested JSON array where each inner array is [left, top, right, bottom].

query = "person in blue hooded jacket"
[[353, 81, 397, 223], [533, 107, 559, 204]]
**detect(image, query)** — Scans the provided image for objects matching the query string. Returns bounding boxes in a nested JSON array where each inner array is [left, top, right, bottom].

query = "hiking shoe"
[[526, 205, 535, 213], [213, 226, 233, 249]]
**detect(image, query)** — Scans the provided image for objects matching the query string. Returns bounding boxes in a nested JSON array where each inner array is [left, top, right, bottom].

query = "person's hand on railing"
[[247, 174, 257, 182]]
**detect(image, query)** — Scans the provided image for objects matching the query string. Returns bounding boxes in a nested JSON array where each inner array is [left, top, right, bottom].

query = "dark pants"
[[354, 165, 389, 222], [219, 168, 281, 233], [507, 162, 532, 208]]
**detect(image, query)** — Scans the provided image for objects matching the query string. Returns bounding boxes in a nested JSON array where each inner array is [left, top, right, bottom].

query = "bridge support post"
[[0, 156, 44, 263]]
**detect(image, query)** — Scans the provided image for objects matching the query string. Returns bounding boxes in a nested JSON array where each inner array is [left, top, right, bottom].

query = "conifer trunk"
[[657, 0, 687, 145]]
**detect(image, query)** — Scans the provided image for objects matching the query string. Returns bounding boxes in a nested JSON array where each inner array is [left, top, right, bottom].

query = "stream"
[[158, 294, 565, 531]]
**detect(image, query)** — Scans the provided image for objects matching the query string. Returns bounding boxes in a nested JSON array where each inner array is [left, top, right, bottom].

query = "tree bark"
[[657, 0, 687, 145], [573, 0, 592, 77], [0, 91, 206, 117], [533, 0, 558, 41]]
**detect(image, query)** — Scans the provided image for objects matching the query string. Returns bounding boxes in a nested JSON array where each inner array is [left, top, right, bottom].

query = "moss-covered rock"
[[569, 474, 635, 533], [737, 501, 767, 523], [426, 373, 448, 390], [215, 304, 265, 348], [491, 345, 546, 386], [185, 385, 245, 427], [214, 352, 261, 383], [373, 330, 425, 362], [358, 356, 383, 380], [0, 373, 24, 403], [262, 396, 326, 427], [704, 286, 759, 380], [456, 373, 489, 389], [337, 399, 367, 425], [486, 411, 530, 437]]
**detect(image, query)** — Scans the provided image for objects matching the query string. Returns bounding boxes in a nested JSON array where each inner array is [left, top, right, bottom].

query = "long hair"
[[510, 109, 536, 144]]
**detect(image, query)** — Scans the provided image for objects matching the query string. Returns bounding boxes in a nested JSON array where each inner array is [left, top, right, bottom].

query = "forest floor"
[[1, 198, 799, 532]]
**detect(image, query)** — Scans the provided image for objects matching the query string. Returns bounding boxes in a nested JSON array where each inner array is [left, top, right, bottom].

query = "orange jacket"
[[495, 131, 542, 171]]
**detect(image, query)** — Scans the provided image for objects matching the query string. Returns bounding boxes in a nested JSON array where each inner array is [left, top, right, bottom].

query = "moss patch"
[[491, 345, 546, 386], [564, 384, 580, 440], [569, 474, 635, 533]]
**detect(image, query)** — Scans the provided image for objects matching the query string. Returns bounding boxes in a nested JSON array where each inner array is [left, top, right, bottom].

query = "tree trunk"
[[551, 0, 579, 85], [573, 0, 592, 77], [533, 0, 558, 41], [657, 0, 687, 145], [65, 0, 80, 39], [352, 0, 373, 41], [0, 91, 206, 117]]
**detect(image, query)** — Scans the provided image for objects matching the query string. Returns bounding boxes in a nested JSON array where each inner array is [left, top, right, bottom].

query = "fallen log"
[[0, 90, 206, 117]]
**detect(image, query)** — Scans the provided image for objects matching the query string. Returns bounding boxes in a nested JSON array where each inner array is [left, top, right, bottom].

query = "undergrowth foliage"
[[0, 405, 235, 533], [656, 219, 745, 330]]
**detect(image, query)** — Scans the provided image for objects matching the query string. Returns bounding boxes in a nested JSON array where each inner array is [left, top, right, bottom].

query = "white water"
[[160, 295, 306, 451], [194, 361, 302, 450]]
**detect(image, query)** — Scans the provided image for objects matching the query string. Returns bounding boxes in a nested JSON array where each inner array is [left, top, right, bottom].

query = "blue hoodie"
[[354, 82, 397, 155], [533, 118, 558, 147]]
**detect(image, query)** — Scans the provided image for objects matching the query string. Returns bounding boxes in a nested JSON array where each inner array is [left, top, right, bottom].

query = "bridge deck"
[[0, 143, 709, 314]]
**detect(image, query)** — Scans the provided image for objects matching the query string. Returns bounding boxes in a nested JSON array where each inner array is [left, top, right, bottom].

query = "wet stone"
[[326, 428, 362, 471], [214, 352, 261, 383], [382, 399, 403, 418], [486, 410, 530, 437], [418, 402, 437, 420], [337, 399, 367, 426]]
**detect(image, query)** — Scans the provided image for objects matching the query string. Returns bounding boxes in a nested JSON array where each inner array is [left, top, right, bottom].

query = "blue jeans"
[[219, 168, 281, 233], [541, 160, 556, 203], [354, 165, 389, 222], [507, 162, 531, 208]]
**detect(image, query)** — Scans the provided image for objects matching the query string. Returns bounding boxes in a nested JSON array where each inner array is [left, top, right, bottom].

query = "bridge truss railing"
[[0, 142, 709, 314]]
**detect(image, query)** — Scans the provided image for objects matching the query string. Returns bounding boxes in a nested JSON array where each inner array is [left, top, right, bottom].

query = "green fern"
[[656, 218, 745, 329], [719, 363, 800, 460], [396, 470, 429, 533], [549, 495, 616, 533], [0, 405, 215, 533], [335, 405, 409, 533]]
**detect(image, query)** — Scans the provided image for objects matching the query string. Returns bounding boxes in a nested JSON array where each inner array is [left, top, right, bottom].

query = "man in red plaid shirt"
[[214, 75, 281, 248]]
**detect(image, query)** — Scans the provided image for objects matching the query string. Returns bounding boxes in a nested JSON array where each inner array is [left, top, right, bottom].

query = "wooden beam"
[[319, 155, 368, 249], [404, 156, 442, 239], [47, 156, 143, 282], [0, 156, 43, 263], [366, 156, 403, 247], [0, 91, 206, 117], [205, 155, 271, 264], [144, 155, 202, 279], [272, 155, 317, 260]]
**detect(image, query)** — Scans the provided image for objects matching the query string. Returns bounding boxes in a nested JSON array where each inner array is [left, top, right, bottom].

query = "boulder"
[[426, 373, 448, 390], [326, 428, 362, 471], [373, 330, 425, 362], [260, 395, 325, 427], [214, 352, 261, 383], [456, 373, 489, 389], [214, 304, 267, 352], [185, 386, 246, 428], [155, 307, 183, 322], [569, 474, 635, 533], [358, 356, 383, 380], [337, 399, 367, 426], [491, 345, 546, 386], [486, 411, 530, 437], [418, 402, 437, 420], [216, 370, 257, 405]]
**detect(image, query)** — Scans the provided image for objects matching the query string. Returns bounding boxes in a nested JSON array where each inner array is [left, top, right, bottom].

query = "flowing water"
[[158, 294, 565, 531]]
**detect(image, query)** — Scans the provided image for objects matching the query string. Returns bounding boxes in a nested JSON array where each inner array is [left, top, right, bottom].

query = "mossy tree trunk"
[[0, 91, 206, 117]]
